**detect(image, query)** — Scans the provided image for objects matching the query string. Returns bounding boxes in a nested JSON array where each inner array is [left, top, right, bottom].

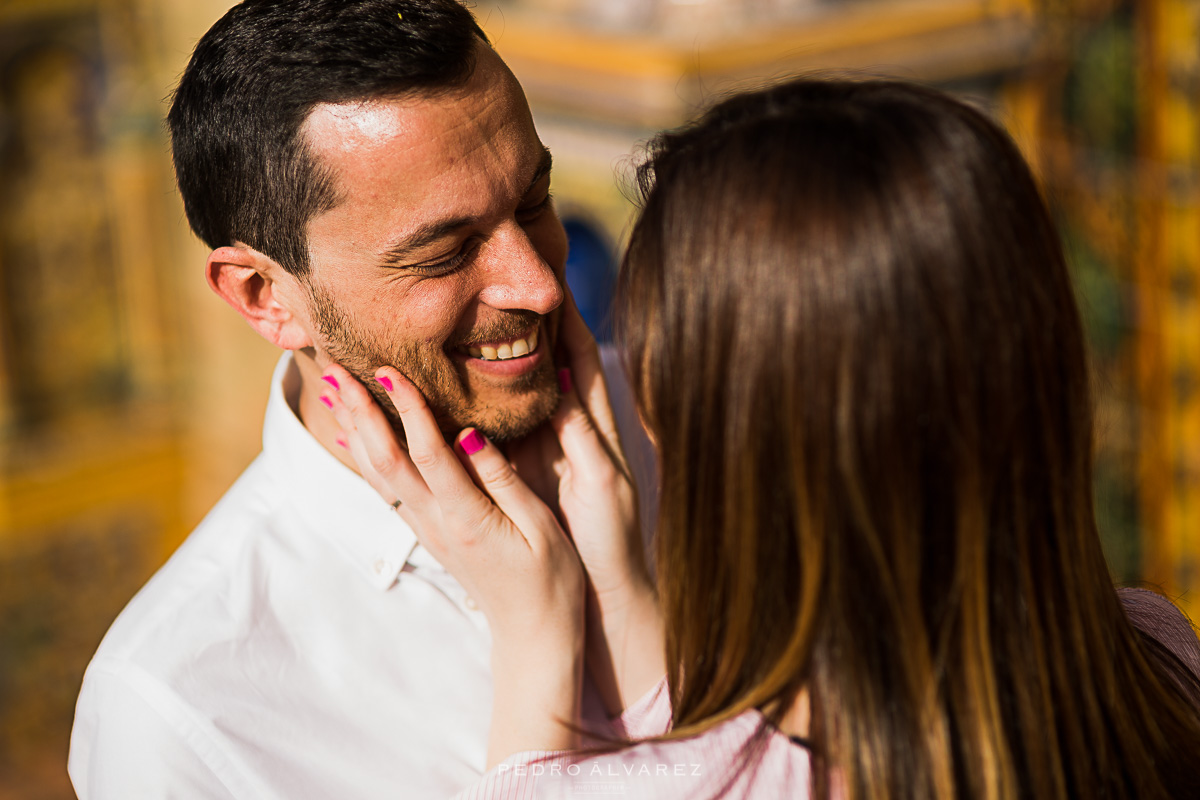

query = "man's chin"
[[456, 386, 561, 444]]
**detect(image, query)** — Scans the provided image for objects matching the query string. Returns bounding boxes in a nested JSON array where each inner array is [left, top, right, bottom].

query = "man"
[[68, 1, 588, 796]]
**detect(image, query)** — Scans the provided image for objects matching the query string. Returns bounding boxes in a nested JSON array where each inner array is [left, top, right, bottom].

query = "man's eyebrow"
[[526, 147, 553, 196], [378, 147, 554, 268], [378, 214, 482, 267]]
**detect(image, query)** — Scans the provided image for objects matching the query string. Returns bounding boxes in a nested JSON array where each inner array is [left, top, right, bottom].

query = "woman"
[[319, 78, 1200, 798]]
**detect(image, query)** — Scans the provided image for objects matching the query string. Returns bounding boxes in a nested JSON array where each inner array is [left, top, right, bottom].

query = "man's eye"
[[516, 193, 553, 223], [409, 239, 480, 276]]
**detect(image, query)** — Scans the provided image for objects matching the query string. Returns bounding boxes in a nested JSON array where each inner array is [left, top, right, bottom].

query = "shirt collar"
[[260, 353, 418, 590]]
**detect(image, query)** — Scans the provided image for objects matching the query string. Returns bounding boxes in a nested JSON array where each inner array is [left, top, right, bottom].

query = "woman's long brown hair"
[[617, 79, 1200, 799]]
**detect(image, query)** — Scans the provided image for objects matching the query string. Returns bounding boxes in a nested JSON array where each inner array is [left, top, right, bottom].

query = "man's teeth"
[[467, 329, 538, 361]]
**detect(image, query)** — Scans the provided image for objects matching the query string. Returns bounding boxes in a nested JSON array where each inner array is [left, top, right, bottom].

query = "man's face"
[[298, 45, 567, 442]]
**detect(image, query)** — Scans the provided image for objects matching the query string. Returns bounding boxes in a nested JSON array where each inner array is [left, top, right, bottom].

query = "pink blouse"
[[451, 679, 812, 799], [451, 588, 1200, 799]]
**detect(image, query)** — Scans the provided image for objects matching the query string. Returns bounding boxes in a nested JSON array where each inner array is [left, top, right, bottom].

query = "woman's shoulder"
[[455, 709, 811, 800], [612, 710, 812, 799]]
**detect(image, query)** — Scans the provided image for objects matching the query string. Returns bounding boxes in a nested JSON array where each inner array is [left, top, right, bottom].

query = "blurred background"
[[0, 0, 1197, 796]]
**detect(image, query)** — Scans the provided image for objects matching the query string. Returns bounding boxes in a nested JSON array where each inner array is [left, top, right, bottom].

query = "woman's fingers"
[[373, 367, 560, 545], [320, 363, 429, 509], [368, 367, 496, 526], [558, 287, 604, 391], [557, 289, 628, 474], [450, 428, 565, 549], [551, 372, 625, 487]]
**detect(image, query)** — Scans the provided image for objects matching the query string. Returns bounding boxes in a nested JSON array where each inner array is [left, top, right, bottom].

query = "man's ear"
[[206, 246, 314, 351]]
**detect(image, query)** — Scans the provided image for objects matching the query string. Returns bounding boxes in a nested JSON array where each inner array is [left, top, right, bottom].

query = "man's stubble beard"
[[304, 279, 560, 444]]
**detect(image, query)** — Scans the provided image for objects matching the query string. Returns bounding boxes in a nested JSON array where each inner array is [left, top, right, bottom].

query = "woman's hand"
[[533, 291, 648, 608], [513, 290, 665, 715], [319, 363, 585, 765]]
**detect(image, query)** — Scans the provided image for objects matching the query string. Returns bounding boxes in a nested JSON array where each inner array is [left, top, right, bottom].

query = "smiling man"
[[67, 2, 582, 798], [295, 92, 564, 444]]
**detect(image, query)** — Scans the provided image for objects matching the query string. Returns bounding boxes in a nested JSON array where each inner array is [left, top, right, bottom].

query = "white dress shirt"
[[69, 354, 497, 799]]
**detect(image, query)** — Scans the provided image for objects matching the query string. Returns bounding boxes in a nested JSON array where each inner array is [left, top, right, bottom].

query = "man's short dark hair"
[[168, 0, 488, 276]]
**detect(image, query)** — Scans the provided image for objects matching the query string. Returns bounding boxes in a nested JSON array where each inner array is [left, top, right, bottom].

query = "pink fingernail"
[[558, 368, 572, 393], [459, 429, 485, 455], [335, 437, 349, 449], [375, 375, 394, 392], [321, 375, 340, 391], [319, 395, 333, 409]]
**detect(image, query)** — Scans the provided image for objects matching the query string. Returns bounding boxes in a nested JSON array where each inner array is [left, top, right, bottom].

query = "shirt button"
[[372, 558, 393, 576], [464, 595, 479, 611]]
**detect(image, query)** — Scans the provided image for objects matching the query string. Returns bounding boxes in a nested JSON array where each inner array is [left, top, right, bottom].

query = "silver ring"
[[390, 499, 403, 510]]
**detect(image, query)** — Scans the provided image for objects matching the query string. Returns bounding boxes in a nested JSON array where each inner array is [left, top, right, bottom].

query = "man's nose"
[[476, 224, 564, 315]]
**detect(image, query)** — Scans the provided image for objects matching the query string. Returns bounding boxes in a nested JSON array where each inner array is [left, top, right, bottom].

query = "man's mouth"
[[458, 327, 539, 362]]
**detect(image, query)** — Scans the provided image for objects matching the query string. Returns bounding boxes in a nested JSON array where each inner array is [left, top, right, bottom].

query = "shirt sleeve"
[[69, 660, 239, 800]]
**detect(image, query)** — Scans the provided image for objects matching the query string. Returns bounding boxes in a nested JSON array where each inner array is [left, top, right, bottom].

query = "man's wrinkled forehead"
[[296, 41, 549, 280]]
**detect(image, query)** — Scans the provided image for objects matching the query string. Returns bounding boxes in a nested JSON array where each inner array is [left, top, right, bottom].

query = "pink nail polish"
[[335, 437, 349, 449], [459, 429, 485, 455], [319, 395, 333, 409], [321, 375, 340, 391], [558, 368, 572, 394], [375, 375, 394, 392]]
